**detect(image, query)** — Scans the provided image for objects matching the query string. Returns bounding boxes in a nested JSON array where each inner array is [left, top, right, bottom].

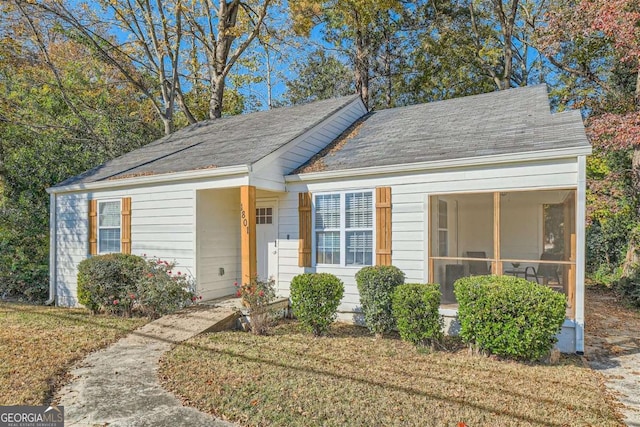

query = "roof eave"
[[285, 145, 592, 183], [47, 164, 251, 194]]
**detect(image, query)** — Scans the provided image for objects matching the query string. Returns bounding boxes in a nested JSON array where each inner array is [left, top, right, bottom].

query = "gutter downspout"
[[45, 192, 56, 305]]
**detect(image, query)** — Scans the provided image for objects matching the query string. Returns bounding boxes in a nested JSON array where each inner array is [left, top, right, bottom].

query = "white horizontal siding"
[[54, 185, 196, 307], [277, 194, 299, 239], [275, 240, 304, 298], [273, 190, 306, 297], [195, 188, 241, 301], [276, 156, 580, 317], [55, 192, 88, 307]]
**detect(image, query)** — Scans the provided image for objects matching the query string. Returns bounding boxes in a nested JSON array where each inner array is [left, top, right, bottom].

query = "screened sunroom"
[[429, 189, 577, 318]]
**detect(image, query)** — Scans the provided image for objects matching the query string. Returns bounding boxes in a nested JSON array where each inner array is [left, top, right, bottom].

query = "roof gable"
[[55, 95, 361, 187]]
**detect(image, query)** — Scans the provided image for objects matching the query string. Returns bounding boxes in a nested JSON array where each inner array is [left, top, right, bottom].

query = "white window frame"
[[438, 199, 448, 257], [97, 199, 122, 254], [312, 190, 376, 268]]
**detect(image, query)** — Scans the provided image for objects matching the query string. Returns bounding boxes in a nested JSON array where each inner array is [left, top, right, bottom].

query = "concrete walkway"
[[585, 288, 640, 427], [55, 303, 241, 427]]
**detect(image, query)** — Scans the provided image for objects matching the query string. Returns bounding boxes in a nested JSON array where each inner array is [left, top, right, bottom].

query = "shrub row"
[[289, 267, 442, 346], [290, 267, 567, 361], [77, 254, 196, 318]]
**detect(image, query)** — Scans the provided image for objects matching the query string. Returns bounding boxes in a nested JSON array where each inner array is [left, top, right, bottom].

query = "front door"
[[256, 201, 278, 281]]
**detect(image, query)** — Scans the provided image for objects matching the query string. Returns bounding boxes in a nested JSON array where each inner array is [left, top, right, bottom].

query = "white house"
[[47, 85, 591, 353]]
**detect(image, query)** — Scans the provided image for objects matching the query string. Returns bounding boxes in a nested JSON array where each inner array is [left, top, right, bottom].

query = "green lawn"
[[160, 321, 622, 427], [0, 302, 147, 405]]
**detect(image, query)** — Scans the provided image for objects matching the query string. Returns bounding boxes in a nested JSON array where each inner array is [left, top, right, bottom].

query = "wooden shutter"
[[121, 197, 132, 254], [88, 199, 98, 255], [376, 187, 392, 265], [298, 192, 312, 267]]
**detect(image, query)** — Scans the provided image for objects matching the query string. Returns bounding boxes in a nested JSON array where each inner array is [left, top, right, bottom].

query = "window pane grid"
[[315, 194, 340, 229], [98, 201, 121, 253], [438, 200, 448, 228], [256, 207, 273, 225], [314, 191, 373, 266], [346, 230, 373, 266], [99, 201, 121, 227], [316, 231, 340, 264], [99, 228, 121, 253], [346, 192, 373, 228]]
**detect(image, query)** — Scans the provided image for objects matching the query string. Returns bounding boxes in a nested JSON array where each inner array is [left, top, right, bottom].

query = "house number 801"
[[240, 204, 249, 234]]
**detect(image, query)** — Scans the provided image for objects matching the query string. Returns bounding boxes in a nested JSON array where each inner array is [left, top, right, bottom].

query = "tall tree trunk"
[[622, 63, 640, 276], [354, 27, 370, 108], [162, 116, 173, 135], [494, 0, 519, 90], [384, 28, 392, 109], [210, 75, 226, 119], [265, 46, 273, 109], [208, 0, 239, 120], [352, 6, 370, 109]]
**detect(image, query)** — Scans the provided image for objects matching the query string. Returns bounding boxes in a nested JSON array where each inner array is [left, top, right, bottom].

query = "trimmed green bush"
[[77, 254, 196, 317], [77, 254, 146, 315], [355, 265, 405, 337], [290, 273, 344, 336], [392, 283, 443, 347], [454, 275, 567, 361]]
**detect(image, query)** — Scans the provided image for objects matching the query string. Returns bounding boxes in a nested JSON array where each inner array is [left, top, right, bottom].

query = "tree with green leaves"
[[539, 0, 640, 277], [283, 48, 354, 105], [462, 0, 548, 90], [403, 0, 496, 102], [0, 7, 161, 300], [289, 0, 408, 107]]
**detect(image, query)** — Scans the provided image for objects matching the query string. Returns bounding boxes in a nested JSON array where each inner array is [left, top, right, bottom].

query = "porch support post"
[[493, 192, 502, 275], [427, 196, 433, 283], [240, 185, 257, 285]]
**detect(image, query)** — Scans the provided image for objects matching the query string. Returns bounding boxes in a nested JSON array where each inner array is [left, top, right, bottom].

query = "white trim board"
[[286, 147, 592, 183], [48, 165, 250, 194]]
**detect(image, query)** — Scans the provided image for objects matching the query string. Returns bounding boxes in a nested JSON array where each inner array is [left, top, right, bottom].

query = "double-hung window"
[[98, 200, 121, 253], [314, 191, 373, 266]]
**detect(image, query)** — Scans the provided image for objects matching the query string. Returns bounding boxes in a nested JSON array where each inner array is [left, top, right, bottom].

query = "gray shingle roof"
[[294, 85, 590, 174], [55, 95, 360, 187]]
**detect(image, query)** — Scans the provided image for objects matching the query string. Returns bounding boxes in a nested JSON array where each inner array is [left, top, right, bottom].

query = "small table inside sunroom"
[[504, 268, 527, 278]]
